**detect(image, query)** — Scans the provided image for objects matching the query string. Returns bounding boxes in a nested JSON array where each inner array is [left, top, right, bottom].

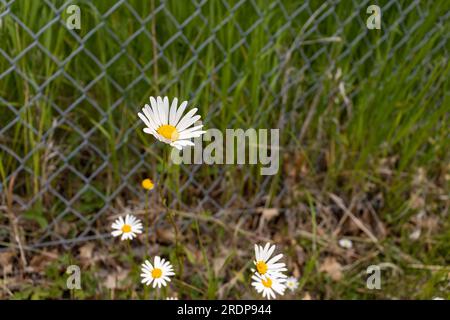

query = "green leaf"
[[23, 204, 48, 229]]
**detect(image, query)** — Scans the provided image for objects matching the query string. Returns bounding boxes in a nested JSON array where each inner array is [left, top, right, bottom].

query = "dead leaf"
[[258, 208, 280, 221], [409, 228, 421, 240], [319, 257, 342, 281], [257, 208, 280, 233], [104, 274, 117, 289], [54, 221, 72, 237], [213, 256, 227, 276], [79, 243, 95, 260], [104, 269, 129, 289], [422, 216, 439, 233], [294, 245, 305, 267], [0, 251, 14, 265], [0, 251, 15, 274], [408, 193, 425, 210], [413, 167, 427, 185], [29, 250, 58, 272], [302, 292, 312, 300], [156, 228, 175, 244]]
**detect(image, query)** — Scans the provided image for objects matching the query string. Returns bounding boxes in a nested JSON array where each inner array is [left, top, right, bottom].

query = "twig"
[[329, 193, 380, 245], [407, 264, 450, 271], [1, 268, 13, 297], [173, 278, 204, 295], [299, 85, 323, 142], [5, 175, 27, 270]]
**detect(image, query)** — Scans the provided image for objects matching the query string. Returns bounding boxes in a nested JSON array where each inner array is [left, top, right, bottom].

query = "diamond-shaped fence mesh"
[[0, 0, 448, 251]]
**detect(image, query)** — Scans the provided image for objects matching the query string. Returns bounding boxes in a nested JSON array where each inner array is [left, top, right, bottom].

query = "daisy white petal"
[[170, 143, 182, 150], [176, 114, 201, 132], [175, 108, 198, 130], [262, 243, 271, 260], [266, 245, 276, 261], [156, 96, 168, 125], [149, 96, 162, 126], [138, 111, 152, 128], [169, 97, 179, 125], [142, 104, 159, 130], [172, 140, 195, 147], [163, 96, 170, 124], [254, 243, 287, 277], [173, 100, 188, 125], [143, 127, 157, 136], [111, 230, 122, 237], [177, 124, 204, 135], [266, 253, 283, 265], [178, 131, 207, 140]]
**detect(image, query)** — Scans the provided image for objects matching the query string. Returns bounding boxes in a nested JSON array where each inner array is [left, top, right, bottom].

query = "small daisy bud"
[[142, 178, 154, 190]]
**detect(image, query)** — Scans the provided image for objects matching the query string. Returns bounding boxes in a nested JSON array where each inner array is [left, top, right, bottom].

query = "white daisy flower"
[[138, 96, 206, 150], [141, 256, 175, 289], [253, 243, 287, 277], [111, 214, 143, 241], [285, 276, 299, 292], [251, 273, 286, 300], [338, 238, 353, 249]]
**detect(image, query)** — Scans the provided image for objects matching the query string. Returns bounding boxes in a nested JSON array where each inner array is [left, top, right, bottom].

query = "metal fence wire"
[[0, 0, 448, 250]]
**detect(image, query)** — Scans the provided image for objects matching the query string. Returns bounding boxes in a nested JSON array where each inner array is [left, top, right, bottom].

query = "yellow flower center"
[[121, 224, 132, 233], [157, 125, 179, 141], [141, 178, 154, 190], [262, 277, 272, 288], [152, 268, 162, 279], [256, 261, 268, 275]]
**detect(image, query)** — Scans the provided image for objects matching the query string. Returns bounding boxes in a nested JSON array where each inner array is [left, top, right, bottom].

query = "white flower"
[[251, 273, 286, 300], [111, 214, 143, 241], [338, 238, 353, 249], [409, 228, 421, 240], [166, 296, 179, 300], [141, 256, 175, 288], [138, 96, 206, 150], [253, 243, 287, 277], [285, 276, 299, 292], [432, 297, 444, 300]]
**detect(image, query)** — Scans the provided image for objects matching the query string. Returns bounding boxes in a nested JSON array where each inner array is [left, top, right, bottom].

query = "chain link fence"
[[0, 0, 448, 251]]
